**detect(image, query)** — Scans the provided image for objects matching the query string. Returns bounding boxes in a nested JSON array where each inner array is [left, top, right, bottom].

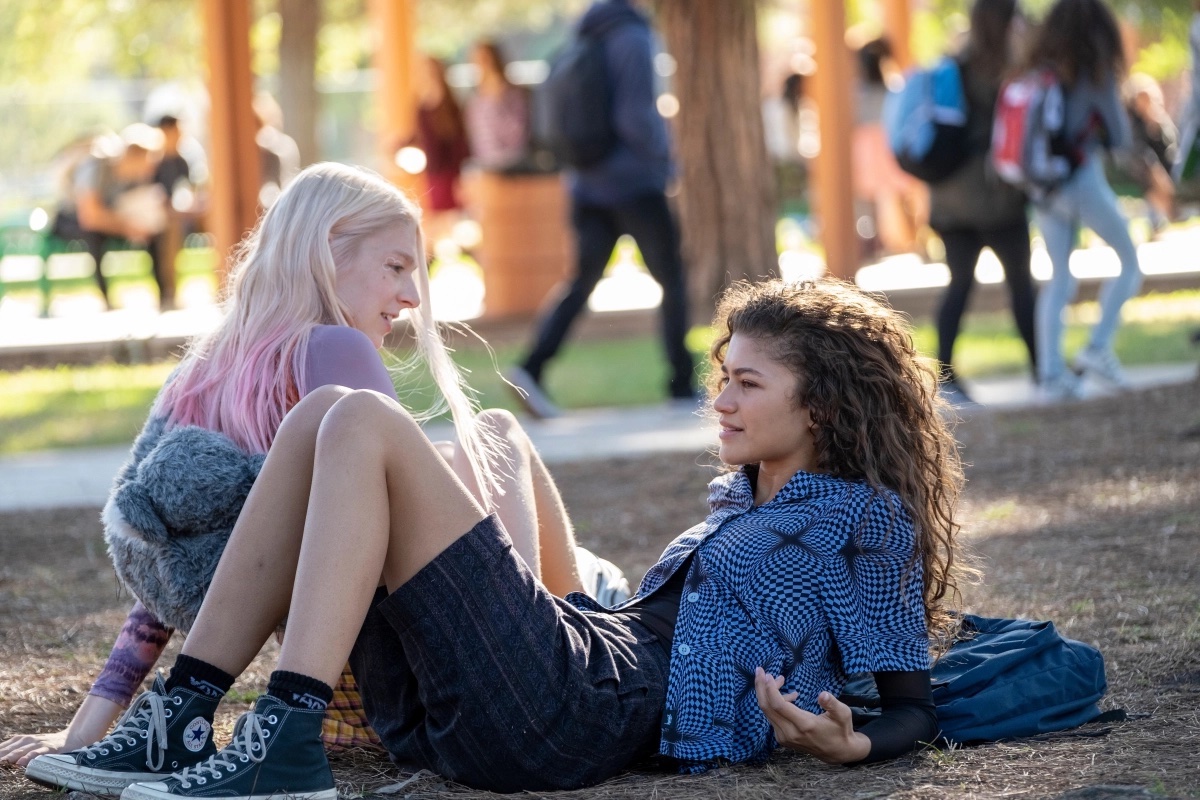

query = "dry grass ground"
[[1, 379, 1198, 799]]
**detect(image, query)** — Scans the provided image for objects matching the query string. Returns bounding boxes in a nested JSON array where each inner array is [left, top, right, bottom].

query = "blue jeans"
[[1033, 157, 1142, 382], [1032, 158, 1142, 383]]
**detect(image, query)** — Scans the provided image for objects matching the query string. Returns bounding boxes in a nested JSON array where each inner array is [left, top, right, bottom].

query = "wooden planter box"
[[470, 171, 572, 320]]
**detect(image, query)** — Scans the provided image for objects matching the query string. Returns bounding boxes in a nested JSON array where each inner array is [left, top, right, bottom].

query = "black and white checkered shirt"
[[575, 467, 930, 770]]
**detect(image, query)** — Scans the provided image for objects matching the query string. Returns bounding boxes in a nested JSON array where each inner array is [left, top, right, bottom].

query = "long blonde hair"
[[157, 162, 504, 505]]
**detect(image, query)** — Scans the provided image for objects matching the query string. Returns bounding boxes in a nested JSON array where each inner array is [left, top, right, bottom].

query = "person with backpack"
[[506, 0, 696, 418], [926, 0, 1038, 405], [1020, 0, 1141, 400]]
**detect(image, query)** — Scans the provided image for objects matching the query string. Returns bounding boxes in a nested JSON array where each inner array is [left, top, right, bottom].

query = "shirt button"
[[686, 592, 700, 602], [677, 643, 691, 655]]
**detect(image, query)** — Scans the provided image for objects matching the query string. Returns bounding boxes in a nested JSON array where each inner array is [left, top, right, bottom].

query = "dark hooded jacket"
[[570, 0, 673, 205]]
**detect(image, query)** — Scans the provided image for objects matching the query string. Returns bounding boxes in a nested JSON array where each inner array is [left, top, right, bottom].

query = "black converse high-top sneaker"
[[121, 693, 335, 800], [25, 674, 220, 797]]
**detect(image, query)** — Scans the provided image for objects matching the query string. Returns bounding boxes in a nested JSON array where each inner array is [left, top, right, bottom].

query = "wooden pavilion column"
[[810, 0, 857, 280], [203, 0, 261, 286], [883, 0, 912, 70], [370, 0, 422, 198]]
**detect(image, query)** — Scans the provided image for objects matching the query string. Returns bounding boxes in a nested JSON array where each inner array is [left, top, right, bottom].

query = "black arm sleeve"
[[853, 670, 939, 765]]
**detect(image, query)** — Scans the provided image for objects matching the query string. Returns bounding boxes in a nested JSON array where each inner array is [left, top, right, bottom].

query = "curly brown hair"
[[1023, 0, 1125, 87], [707, 278, 969, 643]]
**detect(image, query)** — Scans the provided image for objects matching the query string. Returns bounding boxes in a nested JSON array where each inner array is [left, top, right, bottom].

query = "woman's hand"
[[0, 730, 72, 768], [0, 694, 123, 768], [754, 667, 871, 764]]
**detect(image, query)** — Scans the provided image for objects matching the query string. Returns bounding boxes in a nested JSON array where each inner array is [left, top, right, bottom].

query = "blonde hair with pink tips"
[[157, 162, 505, 505]]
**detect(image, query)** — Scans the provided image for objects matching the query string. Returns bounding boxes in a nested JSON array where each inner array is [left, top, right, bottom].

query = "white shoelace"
[[172, 710, 271, 789], [75, 689, 169, 771]]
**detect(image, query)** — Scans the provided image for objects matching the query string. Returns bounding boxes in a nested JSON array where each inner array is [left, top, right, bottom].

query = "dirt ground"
[[1, 378, 1198, 799]]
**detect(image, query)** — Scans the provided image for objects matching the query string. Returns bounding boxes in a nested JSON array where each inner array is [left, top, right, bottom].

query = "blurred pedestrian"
[[1114, 74, 1177, 233], [51, 124, 163, 310], [763, 72, 809, 213], [149, 115, 204, 310], [1172, 0, 1200, 185], [853, 37, 929, 258], [508, 0, 695, 417], [253, 92, 301, 209], [1025, 0, 1142, 400], [410, 55, 471, 253], [928, 0, 1037, 403], [465, 40, 531, 172]]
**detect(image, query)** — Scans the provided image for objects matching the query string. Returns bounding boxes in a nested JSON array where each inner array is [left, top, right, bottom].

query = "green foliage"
[[415, 0, 587, 59]]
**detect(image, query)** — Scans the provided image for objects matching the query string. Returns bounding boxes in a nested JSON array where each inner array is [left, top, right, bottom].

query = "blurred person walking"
[[1023, 0, 1141, 400], [508, 0, 695, 417], [928, 0, 1037, 403], [853, 37, 929, 258]]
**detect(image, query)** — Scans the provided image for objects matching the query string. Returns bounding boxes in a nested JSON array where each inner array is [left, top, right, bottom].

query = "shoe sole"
[[122, 782, 339, 800], [25, 756, 164, 797]]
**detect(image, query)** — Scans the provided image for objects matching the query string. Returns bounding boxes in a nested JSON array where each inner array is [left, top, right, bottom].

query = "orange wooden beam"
[[883, 0, 912, 70], [203, 0, 261, 286], [369, 0, 422, 198], [811, 0, 858, 280]]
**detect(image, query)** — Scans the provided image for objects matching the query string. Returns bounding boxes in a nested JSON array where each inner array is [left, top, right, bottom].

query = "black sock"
[[164, 654, 235, 700], [266, 670, 333, 712]]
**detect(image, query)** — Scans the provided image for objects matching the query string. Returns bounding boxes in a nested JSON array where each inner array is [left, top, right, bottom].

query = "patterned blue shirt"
[[570, 467, 930, 770]]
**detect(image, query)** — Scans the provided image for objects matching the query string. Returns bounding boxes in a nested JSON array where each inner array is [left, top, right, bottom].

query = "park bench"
[[0, 214, 202, 316]]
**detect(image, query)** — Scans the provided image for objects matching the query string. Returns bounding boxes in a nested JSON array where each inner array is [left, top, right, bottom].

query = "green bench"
[[0, 218, 215, 316]]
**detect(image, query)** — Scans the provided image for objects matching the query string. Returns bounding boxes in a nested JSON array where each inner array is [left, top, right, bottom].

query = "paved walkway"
[[1, 362, 1194, 512]]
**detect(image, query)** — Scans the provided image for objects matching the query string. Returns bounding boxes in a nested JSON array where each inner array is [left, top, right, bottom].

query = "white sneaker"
[[575, 546, 631, 607], [504, 366, 562, 419], [1040, 371, 1085, 402], [1073, 347, 1131, 389]]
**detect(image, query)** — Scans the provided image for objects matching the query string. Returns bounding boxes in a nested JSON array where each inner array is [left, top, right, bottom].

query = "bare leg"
[[528, 446, 583, 596], [276, 390, 490, 687], [445, 410, 583, 596], [448, 409, 540, 576], [180, 385, 351, 675]]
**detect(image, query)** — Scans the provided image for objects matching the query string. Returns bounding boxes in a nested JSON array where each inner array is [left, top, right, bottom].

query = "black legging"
[[935, 220, 1037, 380], [521, 192, 695, 397]]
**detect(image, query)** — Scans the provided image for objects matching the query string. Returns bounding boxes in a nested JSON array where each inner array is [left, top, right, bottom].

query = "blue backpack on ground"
[[840, 614, 1125, 745], [535, 32, 618, 169], [884, 56, 971, 183]]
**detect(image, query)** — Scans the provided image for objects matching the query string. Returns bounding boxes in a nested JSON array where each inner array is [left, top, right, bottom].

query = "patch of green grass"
[[912, 289, 1200, 378], [2, 290, 1198, 454], [981, 500, 1018, 521], [0, 362, 175, 454]]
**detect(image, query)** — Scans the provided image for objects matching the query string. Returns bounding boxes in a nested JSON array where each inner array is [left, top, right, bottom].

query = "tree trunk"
[[657, 0, 777, 322], [279, 0, 320, 167]]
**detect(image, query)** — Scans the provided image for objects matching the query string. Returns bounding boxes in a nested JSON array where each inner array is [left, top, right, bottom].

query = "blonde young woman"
[[25, 279, 965, 797], [1, 162, 620, 771]]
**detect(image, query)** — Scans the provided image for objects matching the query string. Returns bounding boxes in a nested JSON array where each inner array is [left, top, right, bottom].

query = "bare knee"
[[276, 385, 354, 441], [316, 390, 422, 452], [475, 408, 524, 442], [475, 408, 530, 461]]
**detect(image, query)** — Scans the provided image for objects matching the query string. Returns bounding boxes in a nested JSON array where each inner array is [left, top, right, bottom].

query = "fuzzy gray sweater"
[[102, 415, 265, 631]]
